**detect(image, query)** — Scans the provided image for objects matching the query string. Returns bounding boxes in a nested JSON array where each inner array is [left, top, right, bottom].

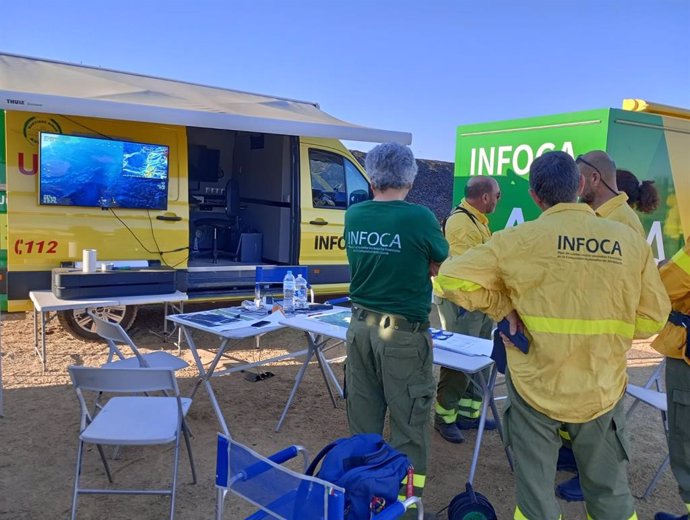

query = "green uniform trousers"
[[666, 357, 690, 505], [345, 305, 434, 502], [435, 297, 493, 422], [504, 372, 635, 520]]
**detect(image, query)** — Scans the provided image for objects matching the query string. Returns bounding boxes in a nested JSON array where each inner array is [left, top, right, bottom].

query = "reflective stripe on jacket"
[[652, 245, 690, 365], [434, 203, 670, 423]]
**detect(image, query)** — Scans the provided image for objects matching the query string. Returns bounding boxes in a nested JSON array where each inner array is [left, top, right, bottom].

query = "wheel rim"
[[72, 306, 129, 333]]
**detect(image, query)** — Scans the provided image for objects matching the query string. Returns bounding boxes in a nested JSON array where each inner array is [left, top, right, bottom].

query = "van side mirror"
[[349, 189, 369, 206]]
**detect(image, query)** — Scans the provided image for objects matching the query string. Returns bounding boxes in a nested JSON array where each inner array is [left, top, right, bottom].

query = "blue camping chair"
[[215, 434, 423, 520]]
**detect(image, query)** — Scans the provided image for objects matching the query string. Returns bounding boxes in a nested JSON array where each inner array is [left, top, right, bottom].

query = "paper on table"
[[174, 308, 253, 329], [216, 308, 286, 331], [436, 334, 493, 357]]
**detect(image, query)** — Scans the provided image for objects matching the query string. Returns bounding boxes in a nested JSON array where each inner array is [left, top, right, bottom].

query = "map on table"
[[311, 310, 351, 328], [175, 308, 255, 328]]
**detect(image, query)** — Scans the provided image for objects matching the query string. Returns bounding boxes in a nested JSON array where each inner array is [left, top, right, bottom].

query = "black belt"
[[351, 305, 429, 333]]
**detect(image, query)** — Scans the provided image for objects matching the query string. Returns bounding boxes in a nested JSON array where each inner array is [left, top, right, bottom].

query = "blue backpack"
[[304, 434, 411, 520]]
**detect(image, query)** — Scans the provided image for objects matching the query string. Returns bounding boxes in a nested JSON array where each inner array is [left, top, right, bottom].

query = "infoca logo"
[[558, 235, 622, 256], [348, 231, 402, 249]]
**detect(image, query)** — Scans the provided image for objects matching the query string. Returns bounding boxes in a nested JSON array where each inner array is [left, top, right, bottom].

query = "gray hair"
[[365, 143, 418, 190], [529, 151, 580, 206]]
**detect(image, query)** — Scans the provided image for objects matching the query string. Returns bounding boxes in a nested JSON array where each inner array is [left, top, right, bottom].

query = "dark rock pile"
[[350, 150, 454, 222]]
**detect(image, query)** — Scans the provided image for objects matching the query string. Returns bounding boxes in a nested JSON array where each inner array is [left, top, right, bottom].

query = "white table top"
[[281, 311, 494, 374], [167, 307, 284, 339], [29, 290, 188, 313]]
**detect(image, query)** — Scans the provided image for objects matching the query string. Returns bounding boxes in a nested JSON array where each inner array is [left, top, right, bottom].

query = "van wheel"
[[57, 306, 138, 341]]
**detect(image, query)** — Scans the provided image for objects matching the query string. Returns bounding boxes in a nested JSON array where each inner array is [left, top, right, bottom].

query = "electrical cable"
[[60, 115, 115, 140], [108, 208, 188, 256], [146, 210, 168, 267]]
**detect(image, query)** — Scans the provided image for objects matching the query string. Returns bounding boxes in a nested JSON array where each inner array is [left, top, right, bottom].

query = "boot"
[[555, 474, 583, 502], [434, 414, 464, 443], [556, 445, 578, 473], [456, 417, 497, 431]]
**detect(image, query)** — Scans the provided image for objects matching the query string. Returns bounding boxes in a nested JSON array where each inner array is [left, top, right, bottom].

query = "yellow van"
[[0, 53, 410, 339]]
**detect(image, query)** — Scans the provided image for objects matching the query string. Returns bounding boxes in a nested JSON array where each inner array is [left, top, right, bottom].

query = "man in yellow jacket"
[[577, 150, 646, 235], [651, 244, 690, 520], [434, 151, 670, 520], [556, 152, 663, 501], [434, 176, 501, 443]]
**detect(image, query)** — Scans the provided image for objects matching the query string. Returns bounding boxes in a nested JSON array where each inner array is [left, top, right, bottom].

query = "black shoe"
[[434, 420, 464, 443], [456, 417, 497, 431], [555, 475, 584, 502], [556, 445, 578, 473], [655, 513, 689, 520]]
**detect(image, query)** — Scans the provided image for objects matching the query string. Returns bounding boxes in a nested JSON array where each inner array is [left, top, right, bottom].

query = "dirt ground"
[[0, 303, 686, 520]]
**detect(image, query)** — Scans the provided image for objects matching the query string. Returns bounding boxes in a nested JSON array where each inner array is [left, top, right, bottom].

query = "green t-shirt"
[[344, 200, 449, 322]]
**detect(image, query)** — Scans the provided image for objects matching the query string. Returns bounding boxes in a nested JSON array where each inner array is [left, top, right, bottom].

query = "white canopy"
[[0, 53, 411, 144]]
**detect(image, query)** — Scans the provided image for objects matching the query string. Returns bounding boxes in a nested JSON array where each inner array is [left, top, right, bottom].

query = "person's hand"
[[428, 261, 441, 278], [504, 309, 524, 335]]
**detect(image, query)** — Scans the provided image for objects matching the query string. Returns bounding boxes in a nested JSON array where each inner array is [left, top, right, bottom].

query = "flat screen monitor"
[[39, 132, 170, 210], [188, 144, 220, 182]]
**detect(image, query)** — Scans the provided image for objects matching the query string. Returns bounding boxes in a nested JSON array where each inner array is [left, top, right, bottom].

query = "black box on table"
[[51, 267, 177, 300]]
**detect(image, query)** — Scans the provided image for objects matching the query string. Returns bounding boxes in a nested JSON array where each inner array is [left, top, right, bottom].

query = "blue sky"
[[4, 0, 689, 162]]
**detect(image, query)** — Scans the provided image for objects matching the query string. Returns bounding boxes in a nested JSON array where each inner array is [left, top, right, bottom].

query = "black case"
[[51, 267, 177, 300]]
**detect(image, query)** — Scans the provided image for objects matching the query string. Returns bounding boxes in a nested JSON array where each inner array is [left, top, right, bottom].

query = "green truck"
[[454, 99, 690, 261]]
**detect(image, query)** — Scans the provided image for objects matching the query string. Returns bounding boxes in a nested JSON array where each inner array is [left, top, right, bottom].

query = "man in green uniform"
[[344, 142, 448, 517], [434, 176, 501, 443]]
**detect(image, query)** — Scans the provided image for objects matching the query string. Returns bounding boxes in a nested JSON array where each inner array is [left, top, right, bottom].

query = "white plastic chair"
[[90, 312, 188, 371], [626, 358, 669, 499], [68, 365, 197, 520]]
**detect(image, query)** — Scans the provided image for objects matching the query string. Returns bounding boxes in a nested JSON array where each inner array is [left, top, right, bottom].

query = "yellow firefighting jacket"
[[652, 244, 690, 365], [434, 203, 670, 423], [595, 193, 646, 238], [445, 199, 491, 256]]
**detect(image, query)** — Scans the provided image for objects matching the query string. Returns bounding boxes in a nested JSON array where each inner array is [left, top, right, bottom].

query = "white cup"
[[82, 249, 97, 273]]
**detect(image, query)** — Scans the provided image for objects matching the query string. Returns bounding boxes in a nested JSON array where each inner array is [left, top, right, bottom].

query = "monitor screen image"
[[39, 132, 170, 210]]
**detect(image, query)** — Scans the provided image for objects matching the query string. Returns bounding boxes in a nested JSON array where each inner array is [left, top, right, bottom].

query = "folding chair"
[[625, 358, 669, 499], [90, 312, 188, 371], [68, 366, 197, 520], [215, 434, 423, 520]]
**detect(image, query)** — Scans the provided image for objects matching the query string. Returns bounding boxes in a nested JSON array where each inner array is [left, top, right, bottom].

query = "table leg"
[[313, 336, 338, 407], [33, 307, 38, 353], [41, 311, 47, 371], [275, 340, 316, 432], [183, 325, 232, 437], [467, 366, 493, 485], [316, 336, 344, 398], [488, 369, 514, 472]]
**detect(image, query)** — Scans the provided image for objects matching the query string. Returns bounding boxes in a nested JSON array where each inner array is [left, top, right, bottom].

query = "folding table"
[[29, 290, 187, 370], [167, 307, 342, 437], [280, 309, 512, 486]]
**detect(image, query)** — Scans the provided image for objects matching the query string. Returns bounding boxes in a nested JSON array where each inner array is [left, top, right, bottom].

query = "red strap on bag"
[[406, 465, 414, 498]]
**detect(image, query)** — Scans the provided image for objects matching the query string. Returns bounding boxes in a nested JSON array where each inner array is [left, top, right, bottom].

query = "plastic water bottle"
[[295, 274, 308, 310], [254, 282, 263, 309], [282, 270, 295, 313]]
